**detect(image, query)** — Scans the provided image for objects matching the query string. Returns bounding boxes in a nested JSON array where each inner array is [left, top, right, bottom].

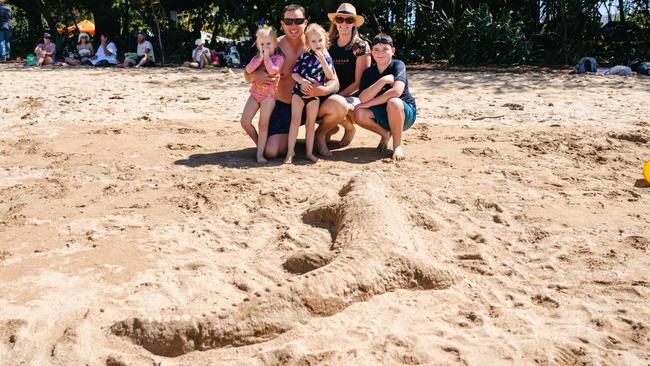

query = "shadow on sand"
[[174, 146, 387, 169]]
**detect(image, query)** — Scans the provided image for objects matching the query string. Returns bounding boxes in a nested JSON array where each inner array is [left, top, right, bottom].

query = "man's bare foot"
[[316, 138, 333, 157], [325, 126, 340, 143], [377, 132, 390, 153], [392, 145, 406, 161], [283, 153, 294, 165], [306, 154, 319, 163], [257, 155, 268, 164], [339, 127, 356, 147]]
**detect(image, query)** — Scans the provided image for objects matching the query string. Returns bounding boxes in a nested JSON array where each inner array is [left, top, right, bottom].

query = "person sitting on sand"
[[84, 32, 117, 67], [183, 39, 210, 69], [354, 33, 416, 161], [64, 33, 94, 66], [34, 32, 56, 66], [121, 31, 155, 68]]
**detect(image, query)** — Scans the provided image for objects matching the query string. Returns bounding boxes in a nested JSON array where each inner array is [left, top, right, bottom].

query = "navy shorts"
[[268, 101, 306, 137]]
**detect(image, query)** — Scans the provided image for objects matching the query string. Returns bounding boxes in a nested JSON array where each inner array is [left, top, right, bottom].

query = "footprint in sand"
[[110, 174, 458, 356]]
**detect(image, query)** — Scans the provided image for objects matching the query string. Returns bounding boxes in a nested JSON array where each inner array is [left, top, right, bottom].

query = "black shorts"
[[268, 101, 306, 137], [137, 55, 155, 67]]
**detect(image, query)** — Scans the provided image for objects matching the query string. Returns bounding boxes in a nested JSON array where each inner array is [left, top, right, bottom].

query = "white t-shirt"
[[92, 42, 118, 65], [137, 40, 155, 62], [192, 47, 210, 65]]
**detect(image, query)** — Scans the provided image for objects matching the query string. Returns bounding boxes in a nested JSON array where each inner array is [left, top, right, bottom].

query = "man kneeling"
[[354, 33, 416, 161]]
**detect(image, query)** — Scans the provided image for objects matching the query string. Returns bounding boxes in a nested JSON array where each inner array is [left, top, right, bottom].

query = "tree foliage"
[[5, 0, 650, 65]]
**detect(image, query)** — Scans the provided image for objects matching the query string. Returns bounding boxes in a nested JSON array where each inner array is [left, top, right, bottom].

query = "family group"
[[241, 3, 417, 163]]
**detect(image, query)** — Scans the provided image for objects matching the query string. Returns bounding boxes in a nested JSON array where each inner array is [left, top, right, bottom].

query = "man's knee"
[[354, 108, 370, 124]]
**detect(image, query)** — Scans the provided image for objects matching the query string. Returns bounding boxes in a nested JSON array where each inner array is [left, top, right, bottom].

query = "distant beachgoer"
[[122, 31, 155, 68], [241, 26, 285, 163], [0, 0, 12, 62], [85, 33, 117, 67], [183, 39, 211, 69], [354, 33, 416, 161], [64, 33, 94, 66], [34, 33, 56, 66]]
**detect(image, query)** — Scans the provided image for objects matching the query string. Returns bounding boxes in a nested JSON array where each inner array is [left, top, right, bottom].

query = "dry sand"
[[0, 65, 649, 365]]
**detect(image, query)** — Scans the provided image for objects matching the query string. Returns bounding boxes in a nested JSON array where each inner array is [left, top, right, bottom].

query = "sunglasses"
[[335, 17, 355, 24], [283, 18, 305, 25]]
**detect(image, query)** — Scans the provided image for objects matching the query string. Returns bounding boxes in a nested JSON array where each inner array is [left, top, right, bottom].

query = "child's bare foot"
[[392, 145, 406, 161], [283, 153, 294, 165], [306, 154, 319, 163], [377, 132, 390, 153], [257, 155, 268, 164]]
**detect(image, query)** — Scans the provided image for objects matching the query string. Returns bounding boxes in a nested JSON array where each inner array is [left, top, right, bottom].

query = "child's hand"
[[314, 50, 325, 61]]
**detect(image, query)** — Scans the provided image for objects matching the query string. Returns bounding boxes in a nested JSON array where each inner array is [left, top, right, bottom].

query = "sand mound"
[[110, 173, 457, 356]]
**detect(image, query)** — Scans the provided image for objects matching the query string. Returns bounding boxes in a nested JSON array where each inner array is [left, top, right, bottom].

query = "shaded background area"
[[4, 0, 650, 66]]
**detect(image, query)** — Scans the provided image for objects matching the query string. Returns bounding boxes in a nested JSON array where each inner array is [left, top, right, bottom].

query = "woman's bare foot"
[[283, 153, 295, 165], [257, 155, 268, 164], [306, 154, 319, 163], [392, 145, 406, 161]]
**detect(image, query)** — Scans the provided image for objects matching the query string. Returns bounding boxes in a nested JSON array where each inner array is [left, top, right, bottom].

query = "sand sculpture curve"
[[110, 173, 457, 357]]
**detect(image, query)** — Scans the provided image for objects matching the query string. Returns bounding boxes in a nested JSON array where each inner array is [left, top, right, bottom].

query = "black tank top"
[[328, 38, 369, 95]]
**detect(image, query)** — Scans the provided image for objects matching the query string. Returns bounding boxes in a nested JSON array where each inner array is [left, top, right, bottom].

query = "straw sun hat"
[[78, 32, 90, 42], [328, 3, 365, 27]]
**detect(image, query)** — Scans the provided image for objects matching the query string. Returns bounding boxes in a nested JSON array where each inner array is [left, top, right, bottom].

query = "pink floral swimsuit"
[[245, 54, 285, 103]]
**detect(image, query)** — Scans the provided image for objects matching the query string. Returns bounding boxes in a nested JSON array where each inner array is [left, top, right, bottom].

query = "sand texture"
[[1, 66, 649, 365]]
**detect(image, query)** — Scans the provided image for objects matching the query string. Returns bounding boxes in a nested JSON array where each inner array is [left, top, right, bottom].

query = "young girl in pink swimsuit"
[[241, 26, 285, 163]]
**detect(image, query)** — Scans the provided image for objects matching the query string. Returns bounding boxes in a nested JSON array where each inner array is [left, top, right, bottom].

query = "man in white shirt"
[[89, 32, 117, 66], [123, 30, 155, 68], [183, 38, 210, 69]]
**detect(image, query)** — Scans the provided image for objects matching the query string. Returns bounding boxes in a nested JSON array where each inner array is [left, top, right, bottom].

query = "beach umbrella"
[[57, 20, 96, 37]]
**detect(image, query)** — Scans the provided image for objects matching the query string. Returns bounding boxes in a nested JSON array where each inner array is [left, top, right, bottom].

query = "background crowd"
[[0, 0, 649, 68]]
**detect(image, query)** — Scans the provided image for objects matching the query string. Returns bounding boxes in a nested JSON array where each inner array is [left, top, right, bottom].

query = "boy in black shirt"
[[354, 34, 416, 161]]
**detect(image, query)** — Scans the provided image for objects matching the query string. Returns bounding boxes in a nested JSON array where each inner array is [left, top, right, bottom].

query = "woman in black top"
[[326, 3, 371, 147]]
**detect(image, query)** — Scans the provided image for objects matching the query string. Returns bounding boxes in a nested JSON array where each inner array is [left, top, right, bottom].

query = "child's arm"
[[361, 80, 406, 108], [359, 75, 395, 103], [263, 55, 284, 76], [245, 55, 263, 74], [314, 51, 335, 81]]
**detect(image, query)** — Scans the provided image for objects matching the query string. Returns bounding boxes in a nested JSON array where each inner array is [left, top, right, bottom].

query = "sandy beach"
[[0, 65, 649, 365]]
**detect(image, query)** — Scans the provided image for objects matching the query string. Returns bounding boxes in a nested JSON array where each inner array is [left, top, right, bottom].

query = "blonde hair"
[[255, 26, 281, 56], [305, 24, 330, 48]]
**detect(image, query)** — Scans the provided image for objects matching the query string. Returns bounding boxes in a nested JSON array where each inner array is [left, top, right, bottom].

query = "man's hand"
[[355, 102, 371, 111], [300, 77, 325, 97]]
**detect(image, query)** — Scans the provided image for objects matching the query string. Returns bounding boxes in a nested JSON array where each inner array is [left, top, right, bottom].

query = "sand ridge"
[[0, 66, 649, 365]]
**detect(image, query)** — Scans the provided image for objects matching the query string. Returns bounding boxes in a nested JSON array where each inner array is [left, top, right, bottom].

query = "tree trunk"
[[559, 0, 568, 65]]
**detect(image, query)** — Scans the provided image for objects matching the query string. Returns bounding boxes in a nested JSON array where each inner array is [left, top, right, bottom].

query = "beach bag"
[[25, 54, 36, 66], [603, 65, 633, 76], [576, 57, 598, 74]]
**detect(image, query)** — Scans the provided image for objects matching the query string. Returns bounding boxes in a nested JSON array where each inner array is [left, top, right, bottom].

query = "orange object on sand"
[[57, 20, 96, 37], [644, 160, 650, 184]]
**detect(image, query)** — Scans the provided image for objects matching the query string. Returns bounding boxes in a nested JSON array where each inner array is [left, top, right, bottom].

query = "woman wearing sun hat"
[[34, 32, 56, 66], [324, 3, 372, 148], [64, 32, 94, 66]]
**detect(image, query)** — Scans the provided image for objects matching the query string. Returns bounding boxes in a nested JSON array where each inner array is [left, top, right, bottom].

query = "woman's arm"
[[339, 53, 372, 97], [104, 44, 114, 56]]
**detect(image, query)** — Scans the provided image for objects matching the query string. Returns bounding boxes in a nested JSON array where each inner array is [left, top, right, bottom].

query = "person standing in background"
[[0, 0, 12, 62]]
